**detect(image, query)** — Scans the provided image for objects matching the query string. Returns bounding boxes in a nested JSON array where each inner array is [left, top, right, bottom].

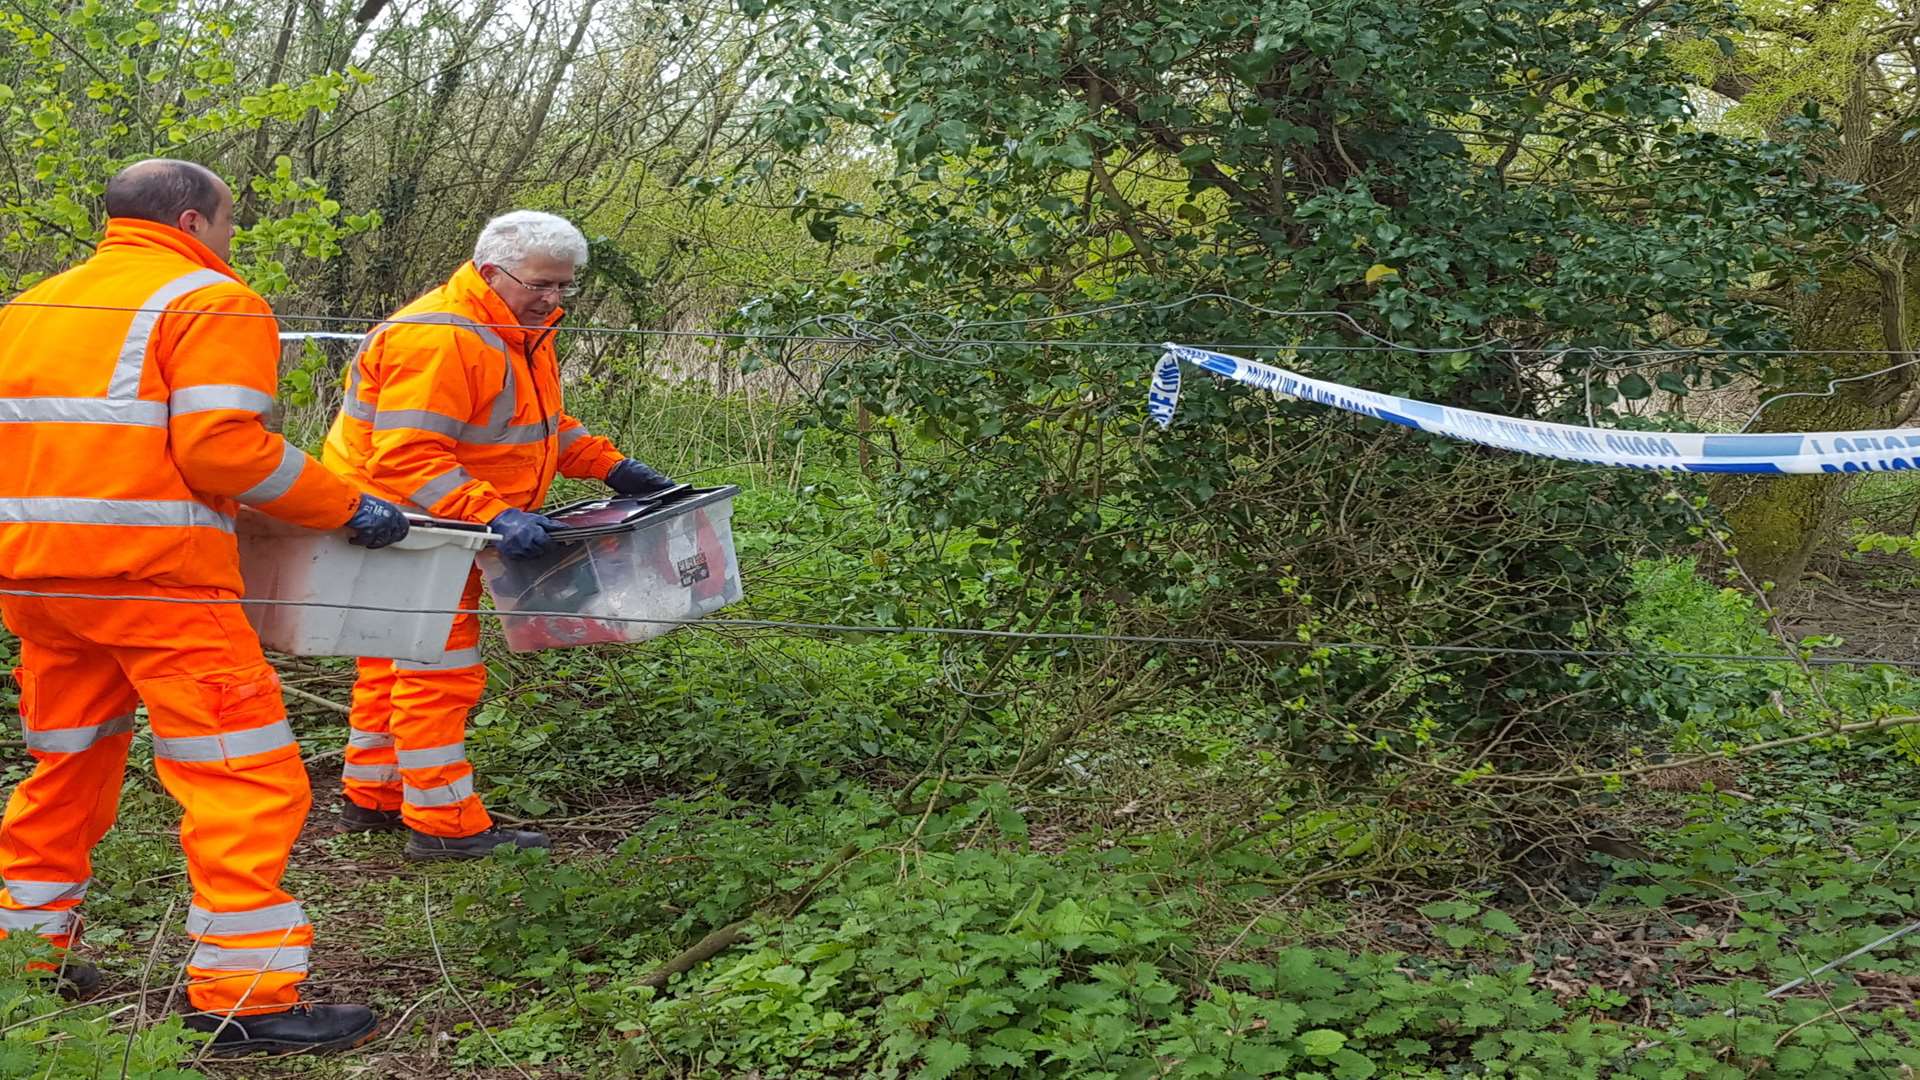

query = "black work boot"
[[183, 1003, 379, 1056], [404, 826, 549, 861], [338, 800, 402, 833]]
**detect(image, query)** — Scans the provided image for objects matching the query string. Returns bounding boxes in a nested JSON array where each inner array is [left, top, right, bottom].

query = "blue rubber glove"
[[489, 508, 566, 560], [345, 494, 409, 549], [606, 459, 674, 497]]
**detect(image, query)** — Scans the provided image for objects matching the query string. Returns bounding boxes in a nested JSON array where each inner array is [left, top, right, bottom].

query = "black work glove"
[[346, 494, 410, 549], [606, 459, 675, 497], [488, 508, 567, 560]]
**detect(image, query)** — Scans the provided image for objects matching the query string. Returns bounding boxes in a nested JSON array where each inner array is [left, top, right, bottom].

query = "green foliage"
[[233, 155, 382, 297], [462, 834, 1920, 1077], [470, 629, 944, 812], [1613, 555, 1920, 744], [457, 786, 894, 982], [0, 0, 366, 289], [0, 939, 203, 1077], [730, 0, 1870, 779]]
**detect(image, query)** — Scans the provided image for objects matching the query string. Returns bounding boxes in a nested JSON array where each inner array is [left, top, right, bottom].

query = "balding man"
[[0, 159, 406, 1055]]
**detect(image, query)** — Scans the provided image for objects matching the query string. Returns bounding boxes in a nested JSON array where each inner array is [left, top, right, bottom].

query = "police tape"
[[1151, 344, 1920, 475], [279, 332, 365, 342]]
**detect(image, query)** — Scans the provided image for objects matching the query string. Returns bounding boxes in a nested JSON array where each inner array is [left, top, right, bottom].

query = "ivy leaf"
[[1617, 373, 1653, 400], [1364, 263, 1399, 285]]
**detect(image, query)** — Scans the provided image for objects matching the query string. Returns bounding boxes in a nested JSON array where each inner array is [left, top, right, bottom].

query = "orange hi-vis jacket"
[[0, 219, 362, 591], [322, 262, 624, 522]]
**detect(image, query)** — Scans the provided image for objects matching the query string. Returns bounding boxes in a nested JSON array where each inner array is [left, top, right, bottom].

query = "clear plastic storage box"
[[237, 510, 494, 661], [476, 486, 744, 652]]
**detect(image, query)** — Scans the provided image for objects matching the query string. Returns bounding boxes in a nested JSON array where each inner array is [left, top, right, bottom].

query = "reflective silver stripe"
[[0, 907, 72, 934], [169, 384, 275, 417], [557, 425, 587, 452], [186, 900, 308, 938], [151, 719, 297, 763], [371, 408, 469, 439], [396, 742, 466, 769], [110, 270, 233, 400], [5, 879, 87, 907], [369, 311, 507, 354], [371, 412, 555, 446], [0, 397, 167, 426], [490, 346, 518, 431], [347, 729, 393, 750], [340, 309, 511, 429], [403, 774, 474, 807], [341, 361, 374, 422], [0, 497, 234, 531], [21, 713, 134, 754], [491, 421, 554, 445], [348, 311, 532, 444], [189, 943, 309, 972], [341, 762, 399, 783], [236, 441, 305, 506], [407, 467, 472, 511], [395, 646, 482, 672]]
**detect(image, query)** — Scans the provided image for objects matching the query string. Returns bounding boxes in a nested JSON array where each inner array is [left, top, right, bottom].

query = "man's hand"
[[346, 495, 410, 549], [488, 508, 567, 560], [606, 459, 674, 497]]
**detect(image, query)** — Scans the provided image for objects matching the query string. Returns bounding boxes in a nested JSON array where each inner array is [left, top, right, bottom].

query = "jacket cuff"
[[467, 495, 518, 527], [592, 453, 625, 482]]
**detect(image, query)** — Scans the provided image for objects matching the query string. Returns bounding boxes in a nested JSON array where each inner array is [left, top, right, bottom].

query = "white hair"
[[472, 210, 588, 271]]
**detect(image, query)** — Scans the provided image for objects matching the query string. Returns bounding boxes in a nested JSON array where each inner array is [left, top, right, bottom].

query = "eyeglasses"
[[495, 266, 580, 298]]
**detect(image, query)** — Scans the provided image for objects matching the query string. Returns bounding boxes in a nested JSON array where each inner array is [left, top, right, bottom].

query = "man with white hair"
[[321, 211, 674, 858]]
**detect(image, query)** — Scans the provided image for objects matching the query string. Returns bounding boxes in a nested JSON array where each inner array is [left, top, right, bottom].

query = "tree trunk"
[[1707, 57, 1920, 596], [234, 0, 301, 226], [1710, 259, 1917, 594], [476, 0, 596, 217]]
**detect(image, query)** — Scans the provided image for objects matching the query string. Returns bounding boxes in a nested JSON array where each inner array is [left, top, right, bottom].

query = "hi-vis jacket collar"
[[444, 262, 562, 349], [96, 218, 240, 282]]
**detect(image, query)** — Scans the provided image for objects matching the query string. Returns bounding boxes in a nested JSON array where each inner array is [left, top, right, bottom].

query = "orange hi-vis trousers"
[[0, 580, 314, 1014], [341, 567, 493, 837]]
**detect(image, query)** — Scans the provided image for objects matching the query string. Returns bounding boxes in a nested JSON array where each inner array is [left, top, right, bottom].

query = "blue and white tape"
[[1152, 344, 1920, 475], [279, 332, 364, 342]]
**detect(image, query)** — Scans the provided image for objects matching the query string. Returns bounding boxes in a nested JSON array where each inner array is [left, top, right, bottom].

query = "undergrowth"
[[2, 388, 1919, 1077]]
